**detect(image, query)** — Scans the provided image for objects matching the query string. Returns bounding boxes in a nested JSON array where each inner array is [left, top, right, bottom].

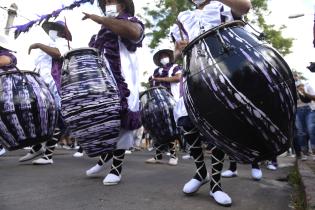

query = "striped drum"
[[182, 21, 296, 163], [0, 70, 57, 150], [140, 87, 178, 145], [61, 48, 121, 157]]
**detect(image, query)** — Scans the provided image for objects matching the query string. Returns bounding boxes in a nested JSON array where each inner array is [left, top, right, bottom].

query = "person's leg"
[[251, 161, 262, 180], [178, 117, 208, 194], [221, 157, 238, 178], [86, 151, 114, 176], [73, 145, 84, 157], [295, 107, 310, 160], [145, 142, 164, 164], [168, 140, 178, 165], [307, 110, 315, 159], [19, 144, 43, 162], [209, 147, 232, 206], [103, 149, 125, 185], [0, 144, 6, 156]]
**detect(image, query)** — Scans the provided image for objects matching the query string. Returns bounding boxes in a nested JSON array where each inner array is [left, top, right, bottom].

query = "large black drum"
[[182, 21, 296, 163], [61, 47, 121, 157], [140, 87, 178, 144], [0, 70, 57, 150]]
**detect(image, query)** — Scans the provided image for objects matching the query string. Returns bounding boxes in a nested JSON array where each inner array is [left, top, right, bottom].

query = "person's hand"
[[82, 12, 94, 21], [175, 39, 189, 52], [28, 43, 40, 55], [297, 85, 306, 95]]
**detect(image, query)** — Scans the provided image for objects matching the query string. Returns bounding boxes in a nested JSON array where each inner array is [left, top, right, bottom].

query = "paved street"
[[0, 149, 294, 210]]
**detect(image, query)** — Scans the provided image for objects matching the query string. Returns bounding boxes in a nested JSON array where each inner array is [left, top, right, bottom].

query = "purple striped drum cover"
[[140, 87, 178, 145], [0, 70, 57, 150], [182, 21, 297, 163], [61, 47, 121, 157]]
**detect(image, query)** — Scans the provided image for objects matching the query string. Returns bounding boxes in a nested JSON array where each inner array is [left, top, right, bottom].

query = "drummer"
[[19, 20, 72, 165], [145, 49, 182, 166], [171, 0, 251, 207], [0, 34, 17, 157], [82, 0, 144, 185]]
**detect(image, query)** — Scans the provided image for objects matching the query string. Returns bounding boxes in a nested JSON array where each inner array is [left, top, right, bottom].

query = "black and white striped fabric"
[[182, 21, 296, 163], [140, 87, 178, 145], [61, 48, 121, 157], [0, 70, 57, 150]]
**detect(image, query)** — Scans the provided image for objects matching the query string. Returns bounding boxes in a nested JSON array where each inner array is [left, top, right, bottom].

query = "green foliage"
[[141, 0, 293, 55]]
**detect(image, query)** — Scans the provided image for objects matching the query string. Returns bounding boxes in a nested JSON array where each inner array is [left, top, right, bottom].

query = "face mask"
[[192, 0, 207, 6], [160, 57, 170, 66], [48, 30, 58, 41], [105, 5, 119, 17]]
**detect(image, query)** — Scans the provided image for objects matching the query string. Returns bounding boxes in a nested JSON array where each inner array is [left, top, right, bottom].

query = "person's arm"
[[313, 22, 315, 48], [0, 55, 11, 67], [299, 86, 315, 101], [153, 73, 182, 83], [82, 13, 142, 42], [174, 40, 189, 61], [28, 43, 61, 58], [219, 0, 251, 17]]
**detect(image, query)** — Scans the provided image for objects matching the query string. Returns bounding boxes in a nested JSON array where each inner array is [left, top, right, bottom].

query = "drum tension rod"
[[216, 30, 232, 53]]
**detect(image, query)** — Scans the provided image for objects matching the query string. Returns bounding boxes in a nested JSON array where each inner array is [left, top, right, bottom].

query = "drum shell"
[[140, 87, 178, 145], [61, 48, 121, 157], [0, 70, 57, 150], [183, 22, 296, 163]]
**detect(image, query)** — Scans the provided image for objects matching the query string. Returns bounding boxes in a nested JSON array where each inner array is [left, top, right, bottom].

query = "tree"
[[141, 0, 293, 55]]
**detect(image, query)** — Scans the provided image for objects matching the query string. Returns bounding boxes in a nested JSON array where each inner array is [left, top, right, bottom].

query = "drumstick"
[[176, 21, 185, 41]]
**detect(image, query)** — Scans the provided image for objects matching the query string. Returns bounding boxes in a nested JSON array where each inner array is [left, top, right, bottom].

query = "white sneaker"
[[166, 152, 171, 156], [147, 147, 153, 151], [73, 152, 84, 158], [221, 170, 238, 178], [103, 173, 121, 185], [266, 163, 277, 171], [125, 150, 132, 155], [182, 154, 192, 160], [301, 154, 308, 161], [251, 168, 262, 180], [168, 157, 178, 166], [86, 164, 104, 176], [0, 148, 6, 157], [145, 157, 162, 164], [19, 148, 44, 162], [209, 191, 232, 207], [183, 174, 210, 195], [32, 157, 53, 165]]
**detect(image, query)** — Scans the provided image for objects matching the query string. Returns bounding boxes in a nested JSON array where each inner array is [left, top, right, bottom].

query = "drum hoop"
[[139, 86, 168, 99], [182, 20, 246, 54], [63, 47, 100, 59], [0, 70, 40, 77]]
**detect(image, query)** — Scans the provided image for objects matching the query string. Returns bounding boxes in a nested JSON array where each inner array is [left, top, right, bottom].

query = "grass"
[[288, 162, 307, 210]]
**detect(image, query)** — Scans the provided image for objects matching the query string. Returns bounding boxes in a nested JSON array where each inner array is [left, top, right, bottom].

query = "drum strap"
[[176, 20, 188, 41]]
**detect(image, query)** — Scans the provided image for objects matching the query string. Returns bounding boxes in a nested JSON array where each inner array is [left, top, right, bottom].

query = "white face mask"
[[48, 30, 58, 41], [160, 57, 170, 66], [192, 0, 207, 6], [105, 5, 119, 17]]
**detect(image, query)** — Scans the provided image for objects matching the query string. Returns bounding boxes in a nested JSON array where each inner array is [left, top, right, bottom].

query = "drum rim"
[[63, 47, 100, 58], [0, 70, 40, 77], [139, 86, 168, 98], [182, 20, 246, 54]]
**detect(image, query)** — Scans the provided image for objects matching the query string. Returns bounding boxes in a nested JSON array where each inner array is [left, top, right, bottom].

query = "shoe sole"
[[222, 174, 237, 178], [183, 179, 210, 195], [209, 193, 232, 207], [32, 162, 53, 165], [103, 181, 120, 186], [19, 152, 43, 162]]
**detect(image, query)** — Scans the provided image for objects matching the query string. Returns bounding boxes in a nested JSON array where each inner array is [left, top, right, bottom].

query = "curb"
[[297, 159, 315, 209]]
